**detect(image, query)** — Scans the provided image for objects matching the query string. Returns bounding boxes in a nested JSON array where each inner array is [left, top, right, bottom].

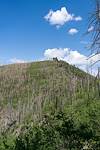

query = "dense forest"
[[0, 60, 100, 150]]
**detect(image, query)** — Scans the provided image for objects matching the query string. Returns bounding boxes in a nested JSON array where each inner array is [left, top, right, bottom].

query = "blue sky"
[[0, 0, 99, 74]]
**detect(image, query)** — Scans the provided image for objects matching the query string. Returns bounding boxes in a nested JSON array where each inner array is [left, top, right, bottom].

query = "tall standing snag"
[[88, 0, 100, 58]]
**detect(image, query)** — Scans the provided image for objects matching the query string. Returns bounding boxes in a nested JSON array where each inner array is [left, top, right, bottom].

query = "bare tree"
[[88, 0, 100, 56]]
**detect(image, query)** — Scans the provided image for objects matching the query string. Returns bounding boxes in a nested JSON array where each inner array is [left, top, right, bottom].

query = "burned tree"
[[87, 0, 100, 62]]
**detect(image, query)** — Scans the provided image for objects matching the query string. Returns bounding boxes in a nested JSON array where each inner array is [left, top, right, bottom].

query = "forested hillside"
[[0, 60, 100, 150]]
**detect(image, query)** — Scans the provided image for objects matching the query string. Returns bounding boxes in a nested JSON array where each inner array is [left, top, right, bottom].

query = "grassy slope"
[[0, 60, 99, 133]]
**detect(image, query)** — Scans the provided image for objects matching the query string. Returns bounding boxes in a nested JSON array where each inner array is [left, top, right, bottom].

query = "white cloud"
[[44, 48, 86, 65], [44, 48, 69, 59], [9, 58, 27, 64], [68, 28, 78, 35], [89, 53, 100, 64], [74, 16, 82, 21], [88, 26, 94, 32], [44, 48, 99, 75], [44, 7, 82, 28]]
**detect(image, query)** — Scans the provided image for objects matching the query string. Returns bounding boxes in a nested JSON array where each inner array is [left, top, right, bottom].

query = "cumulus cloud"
[[44, 48, 99, 75], [68, 28, 78, 35], [9, 58, 27, 64], [44, 7, 82, 28], [44, 48, 86, 65], [44, 48, 69, 59]]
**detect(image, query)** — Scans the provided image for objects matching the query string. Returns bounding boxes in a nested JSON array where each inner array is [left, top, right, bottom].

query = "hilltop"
[[0, 60, 100, 149], [0, 60, 97, 128]]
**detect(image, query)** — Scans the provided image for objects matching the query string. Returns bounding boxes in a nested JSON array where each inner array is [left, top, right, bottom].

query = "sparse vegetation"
[[0, 60, 100, 149]]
